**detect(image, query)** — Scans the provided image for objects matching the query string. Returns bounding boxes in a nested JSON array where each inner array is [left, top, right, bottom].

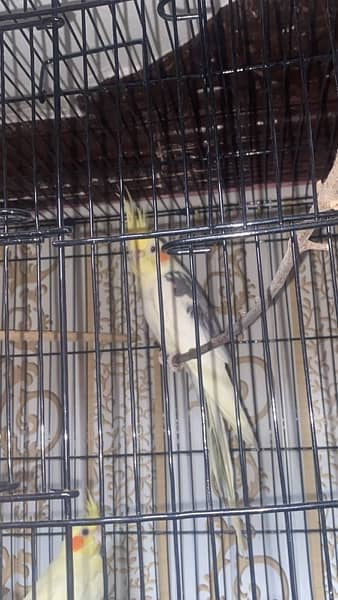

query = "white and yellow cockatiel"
[[125, 200, 255, 551], [23, 494, 103, 600]]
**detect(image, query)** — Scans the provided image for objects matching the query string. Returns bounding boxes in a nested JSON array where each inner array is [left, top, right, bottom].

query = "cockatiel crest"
[[124, 195, 151, 259], [124, 196, 147, 234], [86, 490, 100, 519]]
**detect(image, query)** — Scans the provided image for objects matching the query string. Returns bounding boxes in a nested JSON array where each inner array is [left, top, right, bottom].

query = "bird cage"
[[0, 0, 337, 598]]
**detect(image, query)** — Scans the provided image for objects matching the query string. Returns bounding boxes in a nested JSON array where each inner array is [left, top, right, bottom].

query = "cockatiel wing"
[[158, 261, 255, 446], [161, 265, 223, 350], [23, 550, 102, 600], [141, 260, 216, 354], [158, 259, 253, 551], [23, 553, 65, 600]]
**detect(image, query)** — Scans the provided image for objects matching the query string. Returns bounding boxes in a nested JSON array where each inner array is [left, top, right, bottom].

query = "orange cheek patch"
[[72, 534, 85, 552], [160, 250, 170, 263]]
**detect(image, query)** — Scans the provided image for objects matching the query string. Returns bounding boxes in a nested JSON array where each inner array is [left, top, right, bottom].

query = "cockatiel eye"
[[81, 528, 89, 536], [150, 245, 156, 253]]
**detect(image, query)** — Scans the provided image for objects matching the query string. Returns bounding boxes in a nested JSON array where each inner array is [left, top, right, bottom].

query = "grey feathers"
[[164, 269, 222, 340]]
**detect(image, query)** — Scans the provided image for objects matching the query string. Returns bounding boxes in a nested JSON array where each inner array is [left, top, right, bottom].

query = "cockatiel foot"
[[158, 350, 184, 372]]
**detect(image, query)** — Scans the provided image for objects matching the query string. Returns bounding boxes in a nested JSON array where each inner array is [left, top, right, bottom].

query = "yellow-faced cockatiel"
[[125, 199, 255, 551], [23, 493, 103, 599]]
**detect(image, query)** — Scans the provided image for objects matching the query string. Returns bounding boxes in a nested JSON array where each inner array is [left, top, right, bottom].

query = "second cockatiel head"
[[64, 493, 101, 560], [23, 493, 103, 600]]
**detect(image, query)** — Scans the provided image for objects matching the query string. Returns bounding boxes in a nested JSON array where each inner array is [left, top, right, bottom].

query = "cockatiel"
[[125, 199, 255, 551], [23, 493, 103, 600]]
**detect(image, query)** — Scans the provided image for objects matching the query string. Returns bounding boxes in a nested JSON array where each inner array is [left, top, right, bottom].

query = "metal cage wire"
[[0, 0, 336, 599]]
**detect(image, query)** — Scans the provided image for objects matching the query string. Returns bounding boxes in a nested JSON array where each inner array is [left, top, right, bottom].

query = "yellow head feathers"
[[125, 201, 147, 234], [124, 190, 153, 258], [86, 491, 100, 519], [123, 190, 169, 271], [124, 188, 147, 234]]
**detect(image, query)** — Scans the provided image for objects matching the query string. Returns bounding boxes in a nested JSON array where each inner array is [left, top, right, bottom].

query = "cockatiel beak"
[[128, 239, 150, 269], [133, 244, 146, 260], [94, 525, 102, 548]]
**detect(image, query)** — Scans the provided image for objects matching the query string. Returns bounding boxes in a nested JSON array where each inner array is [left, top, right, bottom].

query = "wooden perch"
[[171, 150, 338, 367]]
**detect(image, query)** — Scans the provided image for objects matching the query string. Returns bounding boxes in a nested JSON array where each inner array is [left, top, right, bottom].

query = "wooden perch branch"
[[171, 151, 338, 367]]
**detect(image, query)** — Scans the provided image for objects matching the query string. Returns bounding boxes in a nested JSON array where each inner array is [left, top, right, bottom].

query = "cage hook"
[[163, 237, 213, 255], [38, 39, 143, 103], [157, 0, 199, 21], [38, 57, 53, 103], [202, 139, 210, 156], [0, 226, 73, 246], [0, 480, 19, 492], [36, 16, 65, 31], [0, 208, 32, 227]]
